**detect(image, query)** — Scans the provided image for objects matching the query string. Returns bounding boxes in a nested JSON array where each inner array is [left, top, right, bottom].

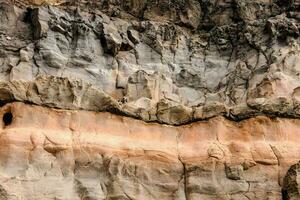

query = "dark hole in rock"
[[282, 188, 288, 200], [3, 112, 13, 126]]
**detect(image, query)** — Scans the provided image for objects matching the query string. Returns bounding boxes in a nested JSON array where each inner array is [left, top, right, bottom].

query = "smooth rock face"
[[0, 102, 298, 199], [0, 0, 300, 200]]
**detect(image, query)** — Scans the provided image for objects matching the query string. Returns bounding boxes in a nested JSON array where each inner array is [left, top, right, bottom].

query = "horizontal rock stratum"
[[0, 0, 300, 199], [0, 0, 299, 125], [0, 102, 299, 199]]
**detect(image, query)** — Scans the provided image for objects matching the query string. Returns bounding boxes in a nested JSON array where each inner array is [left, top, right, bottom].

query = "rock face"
[[0, 0, 300, 199], [0, 0, 299, 124], [0, 102, 300, 200]]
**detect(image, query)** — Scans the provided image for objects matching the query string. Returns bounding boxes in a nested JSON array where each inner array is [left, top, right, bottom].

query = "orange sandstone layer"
[[0, 102, 299, 199]]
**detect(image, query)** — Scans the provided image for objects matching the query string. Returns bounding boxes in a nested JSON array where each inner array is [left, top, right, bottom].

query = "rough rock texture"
[[0, 0, 299, 125], [0, 0, 300, 199], [1, 102, 300, 200]]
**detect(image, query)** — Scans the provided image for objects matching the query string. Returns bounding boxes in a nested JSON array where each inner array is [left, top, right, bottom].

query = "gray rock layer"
[[1, 0, 300, 125]]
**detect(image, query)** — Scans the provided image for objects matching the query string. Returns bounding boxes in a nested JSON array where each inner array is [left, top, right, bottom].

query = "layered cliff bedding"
[[0, 0, 300, 199]]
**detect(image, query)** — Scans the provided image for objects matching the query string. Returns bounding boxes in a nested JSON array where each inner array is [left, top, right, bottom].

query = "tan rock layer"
[[0, 102, 299, 199]]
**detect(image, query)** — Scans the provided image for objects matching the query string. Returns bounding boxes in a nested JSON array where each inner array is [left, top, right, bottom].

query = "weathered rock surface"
[[0, 0, 300, 199], [0, 102, 299, 200], [0, 0, 299, 125]]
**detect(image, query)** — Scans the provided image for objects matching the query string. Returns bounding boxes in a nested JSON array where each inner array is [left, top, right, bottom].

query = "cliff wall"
[[0, 0, 299, 199]]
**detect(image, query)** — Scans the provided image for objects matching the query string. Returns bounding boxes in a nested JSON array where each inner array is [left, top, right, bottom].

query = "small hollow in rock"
[[3, 112, 13, 126]]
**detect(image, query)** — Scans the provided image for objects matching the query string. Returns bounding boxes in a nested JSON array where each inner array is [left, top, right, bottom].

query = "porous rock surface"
[[0, 0, 300, 199]]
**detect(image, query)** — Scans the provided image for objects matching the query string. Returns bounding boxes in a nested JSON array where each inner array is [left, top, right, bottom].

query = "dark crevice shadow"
[[3, 111, 13, 126]]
